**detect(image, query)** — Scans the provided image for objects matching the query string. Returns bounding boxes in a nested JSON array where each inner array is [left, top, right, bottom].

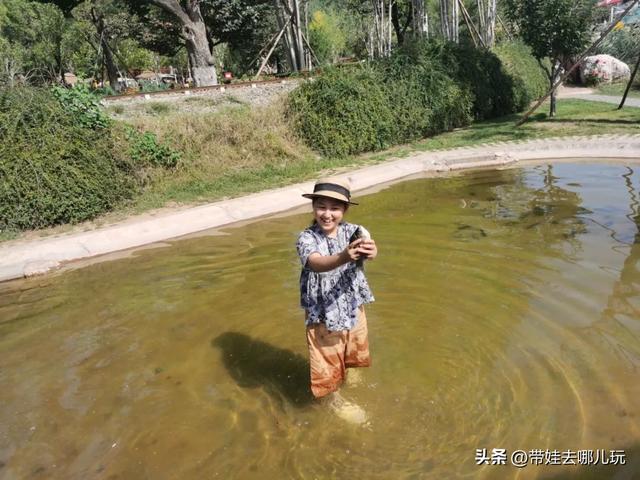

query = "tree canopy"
[[504, 0, 595, 116]]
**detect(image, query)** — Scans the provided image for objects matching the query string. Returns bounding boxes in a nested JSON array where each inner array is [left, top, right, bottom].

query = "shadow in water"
[[212, 332, 313, 407], [541, 443, 640, 480]]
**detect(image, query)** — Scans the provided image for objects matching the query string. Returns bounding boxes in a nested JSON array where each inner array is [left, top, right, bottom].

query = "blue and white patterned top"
[[296, 221, 375, 331]]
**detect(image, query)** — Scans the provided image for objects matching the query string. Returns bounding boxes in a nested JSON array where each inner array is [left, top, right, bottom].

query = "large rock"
[[580, 54, 631, 84]]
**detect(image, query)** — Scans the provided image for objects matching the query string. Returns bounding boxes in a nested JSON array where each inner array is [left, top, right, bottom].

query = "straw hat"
[[302, 178, 358, 205]]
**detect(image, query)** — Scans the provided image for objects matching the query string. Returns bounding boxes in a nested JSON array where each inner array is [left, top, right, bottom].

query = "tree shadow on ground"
[[540, 443, 640, 480], [211, 332, 313, 407]]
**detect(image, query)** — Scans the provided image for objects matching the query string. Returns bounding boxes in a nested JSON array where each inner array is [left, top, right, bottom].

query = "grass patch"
[[183, 96, 220, 105], [144, 102, 173, 115], [5, 97, 640, 242], [128, 97, 640, 211], [596, 82, 640, 100], [125, 100, 322, 211], [108, 104, 125, 115], [402, 98, 640, 154]]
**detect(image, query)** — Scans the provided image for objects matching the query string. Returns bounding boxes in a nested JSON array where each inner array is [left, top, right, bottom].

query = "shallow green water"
[[1, 162, 640, 480]]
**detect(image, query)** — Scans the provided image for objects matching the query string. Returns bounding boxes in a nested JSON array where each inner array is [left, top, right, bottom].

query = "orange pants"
[[306, 306, 371, 398]]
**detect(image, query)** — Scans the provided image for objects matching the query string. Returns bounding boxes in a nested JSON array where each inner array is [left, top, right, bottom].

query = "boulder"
[[580, 54, 631, 84]]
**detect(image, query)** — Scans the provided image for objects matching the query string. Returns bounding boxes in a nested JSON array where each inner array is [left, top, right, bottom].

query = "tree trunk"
[[90, 7, 121, 92], [185, 18, 217, 86], [102, 39, 121, 92], [440, 0, 459, 42], [148, 0, 217, 86], [391, 2, 404, 45], [293, 0, 305, 69], [274, 0, 307, 72], [549, 65, 558, 117], [412, 0, 426, 37], [440, 0, 449, 40], [486, 0, 496, 47]]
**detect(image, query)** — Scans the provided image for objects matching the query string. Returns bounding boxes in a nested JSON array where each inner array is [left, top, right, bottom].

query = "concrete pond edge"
[[2, 134, 640, 283]]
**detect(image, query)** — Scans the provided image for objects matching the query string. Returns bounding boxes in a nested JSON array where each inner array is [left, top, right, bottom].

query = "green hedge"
[[494, 40, 549, 110], [288, 40, 547, 157], [0, 87, 181, 232], [0, 87, 138, 231], [287, 52, 473, 157], [416, 41, 520, 120], [287, 67, 397, 157]]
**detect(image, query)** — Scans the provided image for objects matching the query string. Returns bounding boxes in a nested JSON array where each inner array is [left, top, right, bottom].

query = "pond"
[[0, 162, 639, 479]]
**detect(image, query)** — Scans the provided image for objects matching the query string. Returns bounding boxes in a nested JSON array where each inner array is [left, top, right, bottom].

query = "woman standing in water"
[[296, 178, 378, 424]]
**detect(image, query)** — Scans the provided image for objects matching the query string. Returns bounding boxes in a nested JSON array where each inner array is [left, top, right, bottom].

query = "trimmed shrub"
[[0, 87, 137, 231], [287, 67, 396, 157], [494, 41, 548, 109], [287, 46, 474, 156], [413, 40, 521, 120], [376, 46, 473, 139], [288, 39, 548, 157]]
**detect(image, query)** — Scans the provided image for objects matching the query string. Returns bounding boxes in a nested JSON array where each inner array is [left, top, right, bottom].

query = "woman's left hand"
[[357, 238, 377, 260]]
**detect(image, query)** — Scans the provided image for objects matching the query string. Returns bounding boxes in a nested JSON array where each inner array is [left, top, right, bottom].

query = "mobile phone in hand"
[[349, 227, 365, 268]]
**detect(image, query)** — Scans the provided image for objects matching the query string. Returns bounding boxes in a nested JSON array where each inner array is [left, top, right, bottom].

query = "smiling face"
[[312, 197, 348, 237]]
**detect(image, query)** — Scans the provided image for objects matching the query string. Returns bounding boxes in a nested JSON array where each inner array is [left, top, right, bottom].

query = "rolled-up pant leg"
[[306, 306, 371, 399]]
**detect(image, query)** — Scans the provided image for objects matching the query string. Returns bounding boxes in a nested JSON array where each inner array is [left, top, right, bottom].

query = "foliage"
[[51, 83, 110, 129], [287, 38, 548, 157], [309, 9, 346, 65], [287, 66, 397, 156], [594, 27, 640, 65], [504, 0, 594, 116], [494, 40, 548, 109], [124, 125, 180, 169], [117, 38, 156, 71], [139, 81, 170, 92], [92, 85, 116, 97], [0, 0, 69, 84], [503, 0, 594, 63], [0, 86, 137, 231], [376, 44, 472, 136], [392, 40, 516, 120]]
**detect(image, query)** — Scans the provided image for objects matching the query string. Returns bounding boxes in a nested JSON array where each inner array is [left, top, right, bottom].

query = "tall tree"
[[146, 0, 218, 86], [504, 0, 594, 116], [71, 0, 136, 92], [0, 0, 69, 84], [272, 0, 307, 71], [475, 0, 496, 46], [439, 0, 458, 42]]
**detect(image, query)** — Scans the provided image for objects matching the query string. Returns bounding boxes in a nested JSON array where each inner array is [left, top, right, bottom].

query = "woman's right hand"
[[341, 238, 363, 263]]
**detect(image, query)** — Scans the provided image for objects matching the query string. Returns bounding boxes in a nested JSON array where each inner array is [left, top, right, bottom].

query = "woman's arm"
[[306, 239, 363, 273]]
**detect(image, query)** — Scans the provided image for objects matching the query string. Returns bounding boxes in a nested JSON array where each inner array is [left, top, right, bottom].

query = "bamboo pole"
[[458, 0, 485, 48], [497, 13, 513, 41], [515, 0, 640, 127], [254, 17, 291, 79], [619, 51, 640, 109]]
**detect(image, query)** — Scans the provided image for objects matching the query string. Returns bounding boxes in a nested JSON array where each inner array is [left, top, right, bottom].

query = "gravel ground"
[[104, 81, 300, 120]]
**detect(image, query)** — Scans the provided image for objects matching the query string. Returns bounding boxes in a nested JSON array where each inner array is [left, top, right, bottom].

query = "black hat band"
[[313, 183, 351, 199]]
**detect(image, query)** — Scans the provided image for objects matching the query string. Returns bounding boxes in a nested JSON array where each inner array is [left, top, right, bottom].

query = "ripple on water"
[[2, 163, 640, 479]]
